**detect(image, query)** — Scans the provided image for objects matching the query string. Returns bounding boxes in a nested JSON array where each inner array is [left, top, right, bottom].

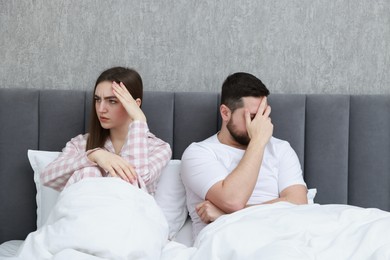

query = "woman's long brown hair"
[[86, 67, 143, 151]]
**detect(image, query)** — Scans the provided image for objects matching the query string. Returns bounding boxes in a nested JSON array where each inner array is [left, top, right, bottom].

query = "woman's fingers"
[[111, 162, 138, 184], [97, 151, 137, 184], [111, 81, 146, 122], [111, 165, 130, 182], [112, 81, 133, 101]]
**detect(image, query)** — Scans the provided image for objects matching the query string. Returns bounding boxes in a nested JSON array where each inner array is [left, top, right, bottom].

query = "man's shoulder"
[[266, 136, 295, 154], [269, 136, 289, 146], [265, 137, 302, 165], [188, 134, 218, 148], [182, 134, 219, 156]]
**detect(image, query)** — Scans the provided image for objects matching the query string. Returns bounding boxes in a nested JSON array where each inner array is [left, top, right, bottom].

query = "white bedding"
[[0, 241, 23, 258], [3, 180, 390, 260], [5, 178, 168, 260], [162, 202, 390, 260]]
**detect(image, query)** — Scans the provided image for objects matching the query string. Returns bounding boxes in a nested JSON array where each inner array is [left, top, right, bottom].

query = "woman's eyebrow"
[[104, 96, 117, 100], [94, 95, 117, 100]]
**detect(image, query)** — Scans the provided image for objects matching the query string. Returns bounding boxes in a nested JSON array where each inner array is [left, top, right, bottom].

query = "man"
[[181, 72, 308, 239]]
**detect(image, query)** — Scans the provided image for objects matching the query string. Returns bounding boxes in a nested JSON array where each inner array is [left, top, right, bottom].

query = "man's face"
[[226, 97, 263, 146]]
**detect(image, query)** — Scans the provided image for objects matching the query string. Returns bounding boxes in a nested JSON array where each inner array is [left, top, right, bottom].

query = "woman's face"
[[94, 81, 130, 131]]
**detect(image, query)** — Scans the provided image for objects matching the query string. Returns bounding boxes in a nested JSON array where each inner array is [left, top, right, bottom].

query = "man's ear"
[[135, 98, 142, 107], [220, 104, 231, 121]]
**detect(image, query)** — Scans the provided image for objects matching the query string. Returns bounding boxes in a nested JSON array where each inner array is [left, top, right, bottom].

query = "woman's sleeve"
[[123, 121, 172, 193], [40, 134, 98, 191]]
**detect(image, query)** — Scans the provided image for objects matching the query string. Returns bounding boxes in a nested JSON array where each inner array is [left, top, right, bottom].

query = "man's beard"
[[226, 118, 250, 146]]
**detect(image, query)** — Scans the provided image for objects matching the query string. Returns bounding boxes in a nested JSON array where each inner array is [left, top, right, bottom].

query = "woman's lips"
[[99, 116, 109, 122]]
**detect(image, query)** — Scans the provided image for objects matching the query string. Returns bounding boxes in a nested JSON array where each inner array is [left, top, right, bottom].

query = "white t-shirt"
[[180, 134, 306, 238]]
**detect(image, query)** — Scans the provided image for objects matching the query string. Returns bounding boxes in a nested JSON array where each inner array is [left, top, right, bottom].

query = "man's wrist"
[[249, 136, 268, 149]]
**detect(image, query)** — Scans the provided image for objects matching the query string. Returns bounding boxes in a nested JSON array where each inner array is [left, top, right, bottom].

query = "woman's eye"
[[109, 99, 117, 104]]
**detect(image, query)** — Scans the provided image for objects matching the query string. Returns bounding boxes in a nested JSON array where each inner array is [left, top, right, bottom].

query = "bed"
[[0, 89, 390, 259]]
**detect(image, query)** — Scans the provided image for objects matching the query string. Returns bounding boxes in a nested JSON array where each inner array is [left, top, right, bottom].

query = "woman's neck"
[[109, 127, 128, 154]]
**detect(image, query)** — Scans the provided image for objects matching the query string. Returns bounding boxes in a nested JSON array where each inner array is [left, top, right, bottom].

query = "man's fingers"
[[257, 96, 268, 115], [196, 201, 205, 211], [244, 109, 251, 123], [244, 110, 253, 136], [197, 206, 208, 223], [263, 105, 271, 117]]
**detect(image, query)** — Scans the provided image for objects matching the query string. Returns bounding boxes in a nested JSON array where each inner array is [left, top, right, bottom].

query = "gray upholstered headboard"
[[1, 88, 390, 243]]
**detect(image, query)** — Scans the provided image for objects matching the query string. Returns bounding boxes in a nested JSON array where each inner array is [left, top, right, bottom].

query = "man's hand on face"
[[245, 97, 273, 147]]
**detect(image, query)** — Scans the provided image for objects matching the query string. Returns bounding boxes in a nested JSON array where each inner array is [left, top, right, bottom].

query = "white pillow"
[[27, 150, 61, 228], [154, 160, 188, 240], [307, 188, 317, 204], [27, 150, 188, 239]]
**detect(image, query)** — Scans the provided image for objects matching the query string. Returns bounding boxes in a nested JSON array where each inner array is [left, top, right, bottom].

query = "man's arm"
[[206, 98, 273, 213], [197, 184, 307, 224], [252, 184, 308, 205], [205, 138, 267, 213]]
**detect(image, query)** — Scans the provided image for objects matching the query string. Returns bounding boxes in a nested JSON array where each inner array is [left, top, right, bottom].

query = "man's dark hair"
[[220, 72, 270, 112]]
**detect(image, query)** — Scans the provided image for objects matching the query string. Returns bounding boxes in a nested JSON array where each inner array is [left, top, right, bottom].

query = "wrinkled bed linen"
[[162, 202, 390, 260], [5, 178, 168, 260], [3, 184, 390, 260], [0, 241, 23, 258]]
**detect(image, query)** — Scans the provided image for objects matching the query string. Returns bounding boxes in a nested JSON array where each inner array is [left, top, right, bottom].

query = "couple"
[[41, 67, 307, 239]]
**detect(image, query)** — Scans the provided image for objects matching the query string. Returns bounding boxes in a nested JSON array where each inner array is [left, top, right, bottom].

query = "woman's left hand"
[[88, 149, 138, 184], [112, 81, 146, 122]]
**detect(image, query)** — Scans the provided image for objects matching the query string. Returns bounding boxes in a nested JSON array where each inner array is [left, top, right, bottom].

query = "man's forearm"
[[206, 139, 267, 213], [247, 185, 308, 206]]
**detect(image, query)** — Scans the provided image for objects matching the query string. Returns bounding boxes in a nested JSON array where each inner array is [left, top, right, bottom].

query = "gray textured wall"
[[1, 1, 389, 94]]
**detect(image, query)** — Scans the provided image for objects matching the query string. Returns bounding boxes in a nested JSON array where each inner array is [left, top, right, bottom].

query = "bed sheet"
[[0, 241, 23, 258], [162, 202, 390, 260], [3, 185, 390, 259], [4, 178, 168, 260], [0, 221, 194, 259]]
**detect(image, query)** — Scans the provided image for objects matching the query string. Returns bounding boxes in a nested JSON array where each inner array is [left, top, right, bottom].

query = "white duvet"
[[10, 178, 169, 260], [5, 178, 390, 260], [162, 202, 390, 260]]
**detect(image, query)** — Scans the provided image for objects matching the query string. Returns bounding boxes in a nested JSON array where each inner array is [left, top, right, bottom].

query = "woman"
[[41, 67, 171, 195]]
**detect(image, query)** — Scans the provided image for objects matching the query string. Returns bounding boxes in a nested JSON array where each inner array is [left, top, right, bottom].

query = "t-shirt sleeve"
[[277, 142, 307, 193], [181, 143, 227, 199]]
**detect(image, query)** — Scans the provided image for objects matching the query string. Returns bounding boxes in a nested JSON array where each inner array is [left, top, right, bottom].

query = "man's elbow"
[[286, 196, 308, 205], [296, 198, 308, 205]]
